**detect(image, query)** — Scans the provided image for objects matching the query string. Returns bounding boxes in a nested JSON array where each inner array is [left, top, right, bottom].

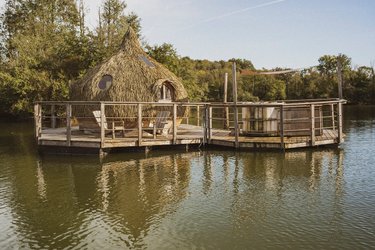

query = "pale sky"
[[1, 0, 375, 69]]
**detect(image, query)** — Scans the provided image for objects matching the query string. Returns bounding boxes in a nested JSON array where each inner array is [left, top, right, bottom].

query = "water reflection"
[[4, 147, 349, 249]]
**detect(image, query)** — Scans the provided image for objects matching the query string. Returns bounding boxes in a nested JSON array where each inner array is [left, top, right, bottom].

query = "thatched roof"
[[70, 27, 188, 105]]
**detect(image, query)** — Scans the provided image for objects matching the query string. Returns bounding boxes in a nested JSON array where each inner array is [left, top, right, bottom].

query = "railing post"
[[310, 104, 315, 146], [138, 104, 142, 146], [66, 103, 72, 147], [197, 105, 200, 126], [34, 103, 42, 140], [337, 102, 343, 143], [173, 103, 177, 144], [51, 104, 56, 129], [331, 104, 335, 130], [203, 105, 208, 145], [208, 106, 213, 142], [280, 105, 284, 150], [234, 104, 239, 149], [100, 103, 105, 148], [223, 72, 229, 129]]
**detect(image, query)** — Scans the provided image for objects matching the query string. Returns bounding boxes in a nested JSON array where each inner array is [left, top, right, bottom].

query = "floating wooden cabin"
[[69, 26, 188, 131], [34, 27, 345, 155]]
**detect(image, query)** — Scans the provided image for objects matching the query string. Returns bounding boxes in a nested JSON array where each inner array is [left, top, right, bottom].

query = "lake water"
[[0, 106, 374, 249]]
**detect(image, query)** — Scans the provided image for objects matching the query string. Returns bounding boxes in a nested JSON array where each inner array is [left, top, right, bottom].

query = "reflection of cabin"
[[69, 26, 187, 131]]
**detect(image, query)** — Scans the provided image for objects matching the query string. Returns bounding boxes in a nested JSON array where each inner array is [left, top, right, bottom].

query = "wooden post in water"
[[66, 103, 72, 147], [310, 104, 315, 146], [138, 104, 142, 146], [100, 103, 105, 148], [337, 59, 343, 99], [223, 73, 229, 129], [173, 103, 177, 144], [34, 104, 42, 140], [232, 62, 239, 148]]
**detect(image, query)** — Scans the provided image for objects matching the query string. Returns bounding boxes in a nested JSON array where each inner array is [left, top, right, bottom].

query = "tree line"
[[1, 0, 374, 118]]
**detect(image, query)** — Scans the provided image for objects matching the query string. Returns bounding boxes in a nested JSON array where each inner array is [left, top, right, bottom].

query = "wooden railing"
[[34, 98, 346, 149]]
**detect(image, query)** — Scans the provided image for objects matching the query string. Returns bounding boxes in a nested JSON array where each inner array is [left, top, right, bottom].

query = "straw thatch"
[[70, 27, 188, 123]]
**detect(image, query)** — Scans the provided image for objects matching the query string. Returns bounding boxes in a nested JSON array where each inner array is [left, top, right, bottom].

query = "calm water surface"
[[0, 106, 374, 249]]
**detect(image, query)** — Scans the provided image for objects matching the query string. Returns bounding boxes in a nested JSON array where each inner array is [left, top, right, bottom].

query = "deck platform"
[[34, 99, 345, 154], [37, 124, 341, 151]]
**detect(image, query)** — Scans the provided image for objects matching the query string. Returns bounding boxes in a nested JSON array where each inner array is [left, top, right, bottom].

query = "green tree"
[[0, 0, 83, 115], [94, 0, 141, 59]]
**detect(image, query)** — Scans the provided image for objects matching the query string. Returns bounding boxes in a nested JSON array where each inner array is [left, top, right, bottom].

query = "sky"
[[1, 0, 375, 69]]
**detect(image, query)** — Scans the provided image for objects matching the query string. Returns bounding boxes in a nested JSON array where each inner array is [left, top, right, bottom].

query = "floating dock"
[[34, 99, 345, 154]]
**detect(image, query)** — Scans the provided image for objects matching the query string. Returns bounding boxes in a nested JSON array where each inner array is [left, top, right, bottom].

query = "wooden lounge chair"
[[149, 111, 171, 139], [92, 110, 125, 139]]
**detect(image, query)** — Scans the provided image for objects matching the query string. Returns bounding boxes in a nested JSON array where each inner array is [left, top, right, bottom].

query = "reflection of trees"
[[8, 151, 195, 249], [9, 156, 86, 249], [230, 149, 345, 234], [96, 153, 193, 247], [7, 141, 346, 249]]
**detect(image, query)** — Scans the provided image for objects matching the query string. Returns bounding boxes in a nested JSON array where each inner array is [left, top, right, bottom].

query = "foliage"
[[0, 1, 374, 117]]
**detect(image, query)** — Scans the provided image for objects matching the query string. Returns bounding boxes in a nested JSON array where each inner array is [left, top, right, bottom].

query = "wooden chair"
[[150, 111, 171, 139], [92, 110, 125, 139]]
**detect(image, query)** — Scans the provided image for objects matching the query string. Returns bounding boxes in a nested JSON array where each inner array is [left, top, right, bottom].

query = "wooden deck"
[[38, 124, 341, 151], [35, 99, 345, 154]]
